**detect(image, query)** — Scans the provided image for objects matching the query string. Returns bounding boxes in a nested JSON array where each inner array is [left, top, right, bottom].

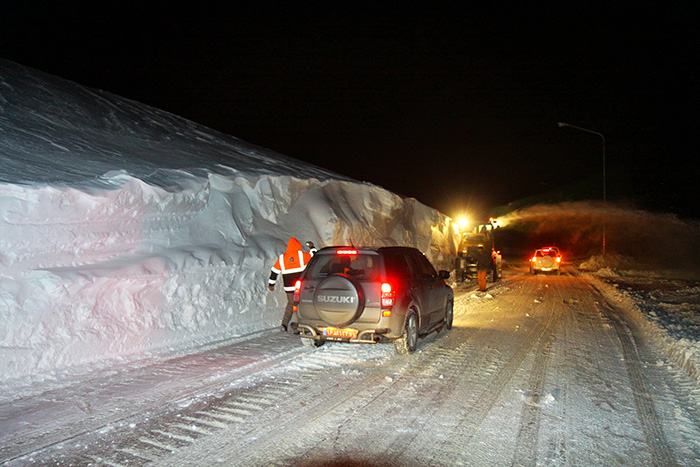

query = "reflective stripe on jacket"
[[268, 238, 313, 292]]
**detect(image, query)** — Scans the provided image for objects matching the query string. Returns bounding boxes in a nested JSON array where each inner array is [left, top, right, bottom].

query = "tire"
[[313, 274, 365, 327], [394, 311, 418, 355], [444, 300, 454, 330]]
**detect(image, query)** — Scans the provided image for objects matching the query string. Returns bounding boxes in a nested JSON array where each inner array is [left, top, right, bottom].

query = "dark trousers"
[[281, 291, 294, 327]]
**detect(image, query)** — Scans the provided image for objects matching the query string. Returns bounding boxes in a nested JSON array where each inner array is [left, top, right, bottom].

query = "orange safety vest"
[[269, 238, 312, 292]]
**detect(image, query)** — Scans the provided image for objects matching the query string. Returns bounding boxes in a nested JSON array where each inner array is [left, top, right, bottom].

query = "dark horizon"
[[1, 3, 697, 220]]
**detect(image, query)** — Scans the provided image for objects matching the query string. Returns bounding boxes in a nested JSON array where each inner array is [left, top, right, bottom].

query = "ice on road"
[[3, 266, 700, 466]]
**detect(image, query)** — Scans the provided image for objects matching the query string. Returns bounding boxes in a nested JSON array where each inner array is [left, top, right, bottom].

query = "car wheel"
[[444, 300, 453, 330], [394, 311, 418, 355]]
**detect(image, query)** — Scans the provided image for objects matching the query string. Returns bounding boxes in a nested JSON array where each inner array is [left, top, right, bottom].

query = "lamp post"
[[557, 122, 607, 256]]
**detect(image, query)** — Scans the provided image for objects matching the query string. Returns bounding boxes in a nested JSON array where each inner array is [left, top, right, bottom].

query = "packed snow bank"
[[0, 60, 458, 386], [579, 254, 639, 272], [580, 257, 700, 386], [0, 174, 456, 385], [580, 254, 700, 282]]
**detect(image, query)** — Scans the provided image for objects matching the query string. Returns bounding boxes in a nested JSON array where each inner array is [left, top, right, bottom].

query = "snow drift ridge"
[[0, 59, 457, 385]]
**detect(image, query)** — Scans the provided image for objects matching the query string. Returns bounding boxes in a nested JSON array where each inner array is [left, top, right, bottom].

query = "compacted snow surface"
[[2, 59, 700, 465], [3, 265, 700, 466]]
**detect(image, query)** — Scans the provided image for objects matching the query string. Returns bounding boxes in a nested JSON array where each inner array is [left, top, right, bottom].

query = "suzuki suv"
[[294, 246, 454, 354]]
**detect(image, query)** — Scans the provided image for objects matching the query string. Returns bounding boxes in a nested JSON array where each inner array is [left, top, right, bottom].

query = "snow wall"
[[0, 60, 458, 385], [0, 174, 456, 384]]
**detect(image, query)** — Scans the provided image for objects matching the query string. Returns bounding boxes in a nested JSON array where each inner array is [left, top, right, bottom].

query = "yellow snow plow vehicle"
[[455, 218, 502, 282]]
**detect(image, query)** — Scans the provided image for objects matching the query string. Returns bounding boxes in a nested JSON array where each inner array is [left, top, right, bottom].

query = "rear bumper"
[[298, 324, 389, 344]]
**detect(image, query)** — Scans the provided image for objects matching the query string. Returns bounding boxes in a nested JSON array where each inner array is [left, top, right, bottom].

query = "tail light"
[[556, 256, 561, 263], [293, 280, 301, 304], [337, 249, 358, 255], [531, 256, 537, 262], [381, 282, 395, 310]]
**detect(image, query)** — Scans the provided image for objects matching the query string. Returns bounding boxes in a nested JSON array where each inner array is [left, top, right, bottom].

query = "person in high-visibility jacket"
[[475, 245, 492, 292], [268, 237, 316, 331]]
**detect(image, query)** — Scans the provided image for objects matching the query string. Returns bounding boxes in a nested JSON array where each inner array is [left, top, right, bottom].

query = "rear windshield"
[[305, 253, 381, 281]]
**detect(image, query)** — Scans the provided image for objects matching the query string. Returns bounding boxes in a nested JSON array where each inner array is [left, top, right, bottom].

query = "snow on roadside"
[[0, 166, 457, 391], [580, 257, 700, 385], [0, 59, 459, 390]]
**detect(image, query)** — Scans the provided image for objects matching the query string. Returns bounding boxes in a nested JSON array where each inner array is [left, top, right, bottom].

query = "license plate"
[[323, 327, 358, 339]]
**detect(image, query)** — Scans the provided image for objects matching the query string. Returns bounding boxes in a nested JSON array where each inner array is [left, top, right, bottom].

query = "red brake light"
[[556, 256, 561, 263], [337, 249, 358, 255], [293, 280, 301, 304], [381, 282, 395, 308]]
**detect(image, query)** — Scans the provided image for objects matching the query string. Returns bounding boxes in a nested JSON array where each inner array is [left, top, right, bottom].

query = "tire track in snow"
[[537, 274, 657, 465], [510, 277, 565, 466], [41, 342, 392, 466], [51, 376, 319, 467], [430, 278, 562, 465], [0, 331, 309, 465], [265, 287, 513, 465], [537, 274, 623, 465], [159, 330, 478, 466], [319, 338, 487, 465], [594, 288, 679, 467], [226, 362, 422, 466], [384, 337, 503, 465]]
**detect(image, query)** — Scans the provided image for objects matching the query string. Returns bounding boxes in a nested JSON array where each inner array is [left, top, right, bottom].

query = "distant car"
[[294, 246, 454, 354], [530, 247, 562, 275]]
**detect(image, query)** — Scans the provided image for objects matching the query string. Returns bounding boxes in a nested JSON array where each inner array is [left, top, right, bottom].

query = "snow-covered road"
[[3, 266, 700, 466]]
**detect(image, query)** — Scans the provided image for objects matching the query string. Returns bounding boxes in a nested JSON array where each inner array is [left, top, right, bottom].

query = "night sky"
[[2, 3, 698, 220]]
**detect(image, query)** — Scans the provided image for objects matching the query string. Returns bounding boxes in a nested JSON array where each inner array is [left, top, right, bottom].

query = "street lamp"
[[557, 122, 607, 256]]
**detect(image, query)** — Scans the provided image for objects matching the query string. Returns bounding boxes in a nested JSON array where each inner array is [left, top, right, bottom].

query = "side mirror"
[[438, 270, 450, 280]]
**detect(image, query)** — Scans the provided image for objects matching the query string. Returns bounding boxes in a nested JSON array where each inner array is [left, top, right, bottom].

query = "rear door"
[[383, 250, 429, 329], [409, 250, 447, 326]]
